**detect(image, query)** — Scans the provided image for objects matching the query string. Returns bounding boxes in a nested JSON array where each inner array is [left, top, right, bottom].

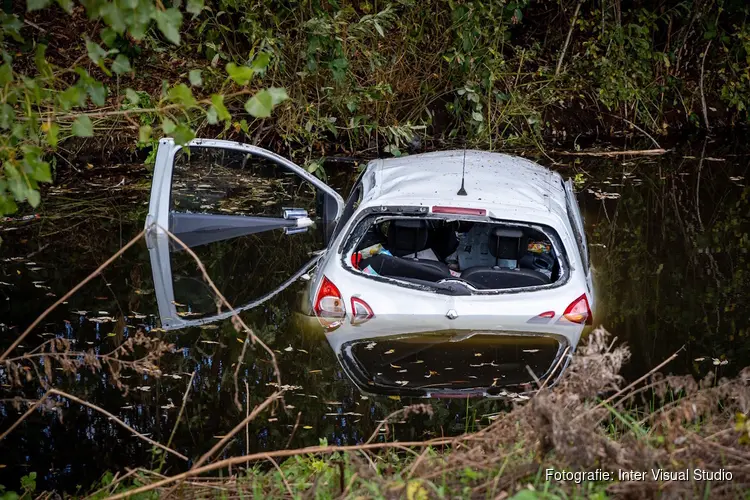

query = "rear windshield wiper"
[[396, 276, 472, 296]]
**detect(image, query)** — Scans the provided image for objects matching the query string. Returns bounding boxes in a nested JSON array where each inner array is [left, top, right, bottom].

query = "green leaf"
[[100, 2, 126, 33], [72, 116, 94, 137], [225, 62, 254, 85], [171, 123, 195, 145], [206, 106, 218, 124], [167, 83, 197, 108], [138, 125, 152, 143], [250, 53, 271, 72], [86, 39, 107, 65], [31, 161, 51, 183], [0, 63, 13, 86], [27, 0, 51, 11], [189, 69, 202, 87], [125, 88, 140, 105], [0, 103, 14, 129], [35, 44, 52, 78], [245, 88, 287, 118], [210, 94, 230, 121], [100, 27, 117, 47], [55, 0, 74, 14], [87, 81, 106, 106], [27, 189, 41, 208], [161, 117, 176, 134], [267, 87, 289, 105], [20, 472, 36, 494], [187, 0, 204, 15], [245, 91, 272, 118], [59, 85, 85, 110], [46, 123, 59, 147], [111, 54, 131, 75], [153, 8, 183, 45]]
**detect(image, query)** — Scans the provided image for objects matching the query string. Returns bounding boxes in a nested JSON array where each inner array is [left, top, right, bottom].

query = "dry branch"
[[553, 148, 668, 157], [0, 229, 146, 363]]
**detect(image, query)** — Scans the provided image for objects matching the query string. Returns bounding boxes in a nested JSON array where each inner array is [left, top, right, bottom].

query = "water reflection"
[[1, 142, 750, 492]]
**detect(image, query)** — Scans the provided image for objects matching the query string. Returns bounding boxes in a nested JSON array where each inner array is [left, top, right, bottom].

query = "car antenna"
[[457, 149, 467, 196]]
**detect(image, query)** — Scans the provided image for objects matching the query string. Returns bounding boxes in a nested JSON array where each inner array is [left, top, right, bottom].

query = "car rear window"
[[342, 214, 568, 294]]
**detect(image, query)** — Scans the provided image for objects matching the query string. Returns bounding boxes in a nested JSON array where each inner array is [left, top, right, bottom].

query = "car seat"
[[488, 227, 523, 268], [428, 222, 460, 261], [387, 219, 430, 257], [461, 267, 551, 289], [360, 253, 451, 282]]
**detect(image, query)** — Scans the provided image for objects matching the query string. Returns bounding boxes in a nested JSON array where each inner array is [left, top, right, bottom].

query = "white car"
[[145, 139, 594, 397]]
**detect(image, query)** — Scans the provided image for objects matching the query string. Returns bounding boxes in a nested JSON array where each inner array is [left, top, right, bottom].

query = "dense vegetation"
[[1, 0, 749, 214]]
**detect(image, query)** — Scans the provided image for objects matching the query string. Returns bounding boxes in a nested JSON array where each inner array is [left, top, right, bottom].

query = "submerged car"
[[144, 138, 594, 396]]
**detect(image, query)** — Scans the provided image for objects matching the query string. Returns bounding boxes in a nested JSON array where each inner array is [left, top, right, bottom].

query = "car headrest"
[[489, 228, 523, 259], [387, 219, 429, 257]]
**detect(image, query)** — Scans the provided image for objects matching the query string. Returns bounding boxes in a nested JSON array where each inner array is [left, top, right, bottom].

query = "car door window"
[[563, 179, 589, 271], [330, 177, 364, 242], [145, 138, 344, 330]]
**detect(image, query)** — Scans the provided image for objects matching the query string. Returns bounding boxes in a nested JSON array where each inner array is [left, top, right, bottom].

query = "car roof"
[[362, 150, 568, 218]]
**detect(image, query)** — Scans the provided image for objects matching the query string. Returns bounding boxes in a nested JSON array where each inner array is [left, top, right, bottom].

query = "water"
[[1, 139, 748, 491]]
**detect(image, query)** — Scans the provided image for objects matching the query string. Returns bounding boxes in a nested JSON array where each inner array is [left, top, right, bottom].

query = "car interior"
[[350, 217, 563, 290]]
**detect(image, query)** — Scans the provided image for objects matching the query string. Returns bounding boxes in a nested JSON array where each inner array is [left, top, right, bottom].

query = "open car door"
[[144, 138, 344, 330]]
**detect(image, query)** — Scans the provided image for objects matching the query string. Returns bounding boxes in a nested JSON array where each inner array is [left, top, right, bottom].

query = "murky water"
[[1, 139, 749, 491]]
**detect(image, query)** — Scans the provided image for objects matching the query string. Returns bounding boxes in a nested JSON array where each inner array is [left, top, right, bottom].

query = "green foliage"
[[19, 473, 36, 495], [0, 1, 289, 216], [3, 0, 750, 216]]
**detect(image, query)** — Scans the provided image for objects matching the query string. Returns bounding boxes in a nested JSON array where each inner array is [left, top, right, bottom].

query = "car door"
[[145, 138, 344, 330]]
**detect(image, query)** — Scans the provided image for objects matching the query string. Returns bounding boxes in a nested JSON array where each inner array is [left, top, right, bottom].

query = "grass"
[[8, 327, 750, 499]]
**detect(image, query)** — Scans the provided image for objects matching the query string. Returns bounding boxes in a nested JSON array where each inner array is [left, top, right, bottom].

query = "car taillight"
[[561, 294, 592, 325], [528, 310, 555, 324], [314, 276, 346, 318], [431, 206, 487, 216], [350, 297, 374, 325]]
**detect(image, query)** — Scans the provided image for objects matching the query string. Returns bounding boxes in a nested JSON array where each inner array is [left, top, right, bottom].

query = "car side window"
[[564, 189, 589, 271], [330, 178, 364, 241]]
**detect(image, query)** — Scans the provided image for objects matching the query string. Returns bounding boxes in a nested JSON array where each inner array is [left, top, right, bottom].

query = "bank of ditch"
[[5, 328, 748, 499]]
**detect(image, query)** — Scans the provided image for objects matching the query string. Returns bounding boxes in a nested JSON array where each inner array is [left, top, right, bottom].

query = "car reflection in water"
[[322, 315, 570, 399]]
